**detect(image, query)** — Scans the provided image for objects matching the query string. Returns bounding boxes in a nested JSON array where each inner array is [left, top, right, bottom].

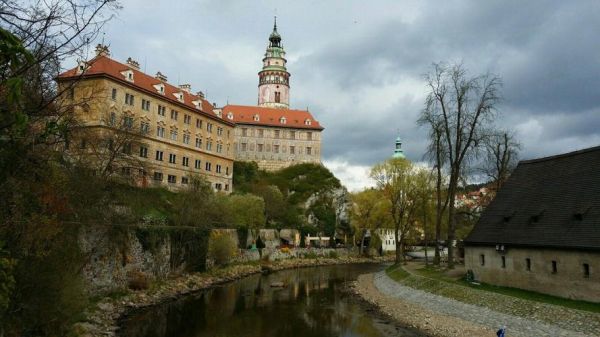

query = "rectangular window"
[[141, 99, 150, 111], [170, 130, 178, 141], [215, 183, 222, 191], [205, 162, 211, 171], [289, 131, 296, 139], [167, 175, 176, 184], [242, 128, 248, 137], [153, 172, 163, 181], [501, 256, 506, 269], [225, 184, 229, 191], [226, 166, 229, 175], [124, 116, 134, 129], [170, 109, 178, 120], [526, 258, 531, 271], [290, 146, 295, 154], [480, 254, 485, 266], [156, 126, 165, 138], [195, 137, 202, 148], [181, 177, 189, 185], [111, 88, 117, 100], [216, 164, 222, 173], [306, 132, 312, 140], [109, 112, 116, 126], [306, 147, 312, 155], [182, 156, 189, 167], [195, 159, 201, 169], [216, 143, 222, 153], [169, 153, 176, 164], [125, 93, 134, 105], [139, 145, 148, 158], [155, 150, 163, 161], [184, 114, 191, 124], [552, 260, 557, 274], [258, 129, 264, 138], [158, 105, 166, 116], [274, 145, 280, 153], [140, 121, 150, 134], [196, 118, 202, 128], [207, 123, 213, 133], [206, 141, 212, 151], [183, 134, 190, 144], [583, 263, 590, 278], [217, 127, 223, 136], [275, 130, 280, 139], [257, 144, 263, 152], [241, 143, 247, 151]]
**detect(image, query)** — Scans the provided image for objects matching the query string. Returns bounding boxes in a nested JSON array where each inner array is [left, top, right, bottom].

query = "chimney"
[[95, 44, 110, 57], [179, 84, 192, 94], [196, 91, 205, 99], [155, 71, 168, 82], [125, 57, 140, 70]]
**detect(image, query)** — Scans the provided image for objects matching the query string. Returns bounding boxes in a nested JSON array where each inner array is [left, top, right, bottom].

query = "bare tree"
[[421, 63, 502, 268], [481, 131, 521, 192]]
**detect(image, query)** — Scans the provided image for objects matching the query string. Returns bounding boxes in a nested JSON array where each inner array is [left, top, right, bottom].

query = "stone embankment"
[[350, 270, 599, 337], [72, 256, 391, 337]]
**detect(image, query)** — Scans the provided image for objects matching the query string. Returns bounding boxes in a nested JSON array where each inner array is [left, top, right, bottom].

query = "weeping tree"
[[420, 62, 502, 268]]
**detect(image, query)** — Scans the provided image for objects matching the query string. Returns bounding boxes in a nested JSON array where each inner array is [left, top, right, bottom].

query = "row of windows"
[[112, 88, 227, 137], [479, 254, 591, 278], [146, 147, 229, 175], [152, 172, 229, 191], [241, 128, 313, 140], [239, 143, 313, 155], [154, 126, 228, 153]]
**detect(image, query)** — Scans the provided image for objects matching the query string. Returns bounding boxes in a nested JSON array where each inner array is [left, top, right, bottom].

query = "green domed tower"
[[258, 17, 290, 109], [392, 136, 406, 159]]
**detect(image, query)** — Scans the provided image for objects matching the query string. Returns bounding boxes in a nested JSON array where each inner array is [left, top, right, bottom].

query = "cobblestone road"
[[373, 271, 599, 337]]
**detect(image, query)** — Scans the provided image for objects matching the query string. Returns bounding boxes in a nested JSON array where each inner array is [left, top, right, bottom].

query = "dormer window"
[[529, 210, 545, 224], [121, 70, 134, 83], [227, 112, 234, 120], [304, 118, 312, 126], [279, 116, 286, 124], [192, 100, 202, 110], [173, 92, 184, 103], [153, 83, 165, 95], [253, 114, 260, 121], [573, 206, 590, 221]]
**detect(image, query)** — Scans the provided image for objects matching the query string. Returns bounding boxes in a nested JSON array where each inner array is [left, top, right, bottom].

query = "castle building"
[[57, 46, 234, 192], [222, 19, 324, 171]]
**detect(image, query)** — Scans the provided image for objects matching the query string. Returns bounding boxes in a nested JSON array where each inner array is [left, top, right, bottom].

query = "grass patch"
[[410, 264, 600, 313], [461, 281, 600, 313], [385, 264, 410, 282]]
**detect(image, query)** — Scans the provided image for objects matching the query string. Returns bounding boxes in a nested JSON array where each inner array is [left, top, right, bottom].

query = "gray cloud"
[[98, 0, 600, 186]]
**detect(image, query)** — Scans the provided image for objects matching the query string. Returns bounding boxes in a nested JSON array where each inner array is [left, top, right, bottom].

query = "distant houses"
[[464, 146, 600, 302]]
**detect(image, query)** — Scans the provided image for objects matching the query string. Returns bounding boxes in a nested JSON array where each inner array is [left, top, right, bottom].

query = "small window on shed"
[[480, 254, 485, 266], [501, 256, 506, 269], [529, 210, 545, 224], [551, 260, 557, 274], [583, 263, 590, 278], [526, 258, 531, 271]]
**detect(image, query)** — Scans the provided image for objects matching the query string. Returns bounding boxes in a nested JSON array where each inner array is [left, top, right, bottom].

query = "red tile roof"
[[57, 55, 234, 126], [222, 104, 324, 130]]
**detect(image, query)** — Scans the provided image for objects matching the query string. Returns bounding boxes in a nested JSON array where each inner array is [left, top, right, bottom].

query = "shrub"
[[280, 247, 290, 254], [127, 270, 149, 291], [208, 233, 238, 267], [328, 251, 338, 259]]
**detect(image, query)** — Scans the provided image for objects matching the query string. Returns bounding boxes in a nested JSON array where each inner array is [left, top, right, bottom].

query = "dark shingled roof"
[[464, 146, 600, 251]]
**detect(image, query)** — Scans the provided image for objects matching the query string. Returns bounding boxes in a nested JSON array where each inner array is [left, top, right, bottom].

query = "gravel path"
[[373, 271, 596, 337]]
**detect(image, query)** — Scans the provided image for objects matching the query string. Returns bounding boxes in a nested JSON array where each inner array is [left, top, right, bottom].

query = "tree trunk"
[[360, 231, 366, 255], [395, 223, 401, 264], [447, 175, 458, 269], [424, 210, 429, 267]]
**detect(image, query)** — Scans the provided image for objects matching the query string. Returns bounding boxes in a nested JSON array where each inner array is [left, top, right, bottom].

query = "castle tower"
[[258, 17, 290, 109], [392, 135, 406, 159]]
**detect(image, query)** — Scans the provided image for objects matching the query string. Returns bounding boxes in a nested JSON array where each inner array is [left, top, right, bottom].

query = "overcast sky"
[[97, 0, 600, 191]]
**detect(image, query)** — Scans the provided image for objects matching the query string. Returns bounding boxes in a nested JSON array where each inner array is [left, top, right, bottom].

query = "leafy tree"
[[228, 194, 266, 229], [350, 188, 389, 254]]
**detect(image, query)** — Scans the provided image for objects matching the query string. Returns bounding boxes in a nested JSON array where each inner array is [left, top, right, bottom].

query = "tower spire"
[[393, 133, 406, 159], [258, 17, 290, 109]]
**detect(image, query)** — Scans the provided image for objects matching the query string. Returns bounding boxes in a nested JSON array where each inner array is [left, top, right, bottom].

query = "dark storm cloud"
[[97, 0, 600, 187]]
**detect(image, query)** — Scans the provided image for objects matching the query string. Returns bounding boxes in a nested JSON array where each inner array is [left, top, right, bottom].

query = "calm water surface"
[[118, 264, 421, 337]]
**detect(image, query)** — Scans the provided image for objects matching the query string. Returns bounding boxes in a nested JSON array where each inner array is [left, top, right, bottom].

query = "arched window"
[[279, 116, 286, 124], [275, 92, 281, 103], [253, 114, 260, 121]]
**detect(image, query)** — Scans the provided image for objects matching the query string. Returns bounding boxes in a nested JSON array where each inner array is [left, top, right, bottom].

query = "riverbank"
[[350, 264, 598, 337], [72, 255, 392, 337]]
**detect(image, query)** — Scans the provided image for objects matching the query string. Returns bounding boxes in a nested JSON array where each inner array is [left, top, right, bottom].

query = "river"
[[117, 263, 422, 337]]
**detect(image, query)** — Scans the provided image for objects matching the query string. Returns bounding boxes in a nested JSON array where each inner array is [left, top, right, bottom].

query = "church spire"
[[393, 134, 406, 159], [269, 16, 281, 47]]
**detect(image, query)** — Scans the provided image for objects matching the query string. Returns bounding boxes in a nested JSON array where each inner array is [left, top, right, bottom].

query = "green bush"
[[328, 251, 339, 259], [208, 233, 238, 267]]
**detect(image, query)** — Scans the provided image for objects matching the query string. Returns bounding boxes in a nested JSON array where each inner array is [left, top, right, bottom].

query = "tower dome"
[[393, 135, 406, 159]]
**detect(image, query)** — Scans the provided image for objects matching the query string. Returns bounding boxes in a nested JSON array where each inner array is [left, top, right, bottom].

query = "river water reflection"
[[118, 263, 421, 337]]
